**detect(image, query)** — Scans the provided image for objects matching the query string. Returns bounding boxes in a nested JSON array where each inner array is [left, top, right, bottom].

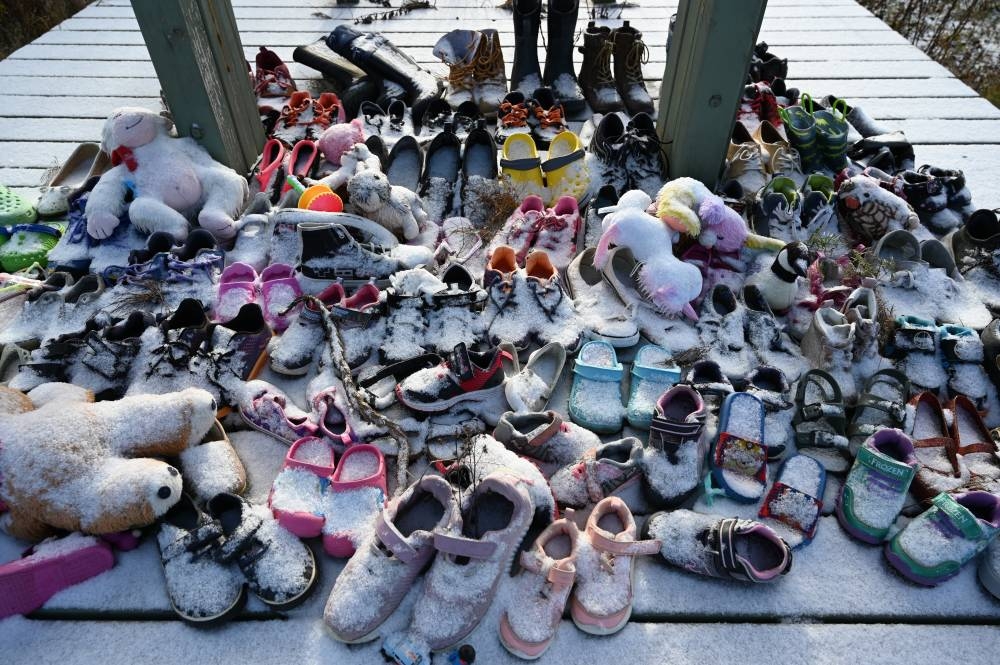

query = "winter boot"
[[612, 21, 654, 116], [577, 22, 623, 114], [511, 0, 544, 96], [473, 29, 507, 115], [543, 0, 586, 115]]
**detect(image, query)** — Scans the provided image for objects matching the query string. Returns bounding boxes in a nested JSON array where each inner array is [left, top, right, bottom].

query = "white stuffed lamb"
[[316, 143, 382, 191], [85, 107, 249, 242], [346, 170, 427, 241]]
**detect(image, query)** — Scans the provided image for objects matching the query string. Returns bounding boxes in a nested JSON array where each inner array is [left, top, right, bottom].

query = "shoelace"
[[624, 39, 649, 83], [499, 101, 529, 128], [534, 104, 565, 130], [146, 337, 203, 377], [473, 33, 503, 80], [593, 39, 615, 85], [254, 70, 293, 97], [312, 100, 339, 127], [448, 58, 476, 91], [614, 127, 667, 170], [278, 99, 309, 127]]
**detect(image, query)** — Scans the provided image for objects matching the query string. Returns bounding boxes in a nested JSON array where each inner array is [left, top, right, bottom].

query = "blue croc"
[[758, 454, 826, 549], [625, 344, 681, 430], [568, 340, 624, 433], [706, 391, 767, 504]]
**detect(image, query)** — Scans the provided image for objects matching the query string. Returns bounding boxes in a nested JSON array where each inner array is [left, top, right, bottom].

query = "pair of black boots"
[[511, 0, 587, 115], [577, 21, 655, 116]]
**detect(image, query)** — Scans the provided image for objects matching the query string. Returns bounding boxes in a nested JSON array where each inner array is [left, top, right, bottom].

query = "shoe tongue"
[[448, 342, 474, 381]]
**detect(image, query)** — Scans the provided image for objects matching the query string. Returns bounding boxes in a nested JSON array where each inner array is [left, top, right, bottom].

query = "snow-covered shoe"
[[950, 395, 1000, 494], [493, 409, 598, 467], [565, 247, 639, 347], [681, 360, 735, 415], [324, 475, 461, 643], [127, 298, 212, 396], [379, 268, 441, 362], [846, 369, 909, 456], [570, 497, 659, 635], [528, 87, 569, 149], [505, 341, 565, 413], [746, 365, 794, 460], [621, 113, 666, 198], [742, 283, 806, 380], [707, 391, 768, 504], [157, 494, 246, 625], [295, 222, 404, 292], [612, 21, 654, 116], [395, 342, 512, 413], [268, 282, 344, 376], [939, 324, 989, 408], [885, 314, 942, 394], [909, 391, 967, 501], [68, 310, 154, 399], [642, 509, 793, 582], [179, 420, 247, 503], [568, 340, 624, 433], [206, 493, 318, 609], [524, 250, 583, 349], [886, 491, 1000, 586], [268, 436, 336, 538], [842, 284, 880, 362], [240, 380, 317, 445], [420, 123, 462, 222], [532, 196, 581, 269], [792, 369, 850, 472], [625, 344, 681, 430], [548, 437, 645, 508], [587, 113, 629, 195], [541, 132, 589, 209], [979, 536, 1000, 600], [195, 303, 272, 407], [499, 518, 579, 659], [837, 428, 919, 544], [800, 306, 856, 399], [642, 385, 707, 508], [698, 284, 752, 380], [488, 194, 547, 264], [321, 444, 387, 557], [409, 473, 532, 651], [758, 454, 826, 548], [259, 263, 303, 332], [424, 263, 487, 355], [480, 245, 533, 349]]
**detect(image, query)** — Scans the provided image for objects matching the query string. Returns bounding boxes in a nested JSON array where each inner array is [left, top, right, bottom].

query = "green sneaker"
[[778, 93, 821, 173], [0, 224, 62, 272], [886, 491, 1000, 586], [800, 173, 836, 233], [836, 428, 919, 544], [0, 185, 36, 225]]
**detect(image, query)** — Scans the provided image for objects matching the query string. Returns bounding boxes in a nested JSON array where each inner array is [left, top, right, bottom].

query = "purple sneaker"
[[641, 385, 708, 508]]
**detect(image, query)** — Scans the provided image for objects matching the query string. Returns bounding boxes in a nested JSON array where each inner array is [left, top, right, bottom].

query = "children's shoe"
[[681, 359, 734, 414], [570, 496, 660, 635], [395, 342, 512, 413], [641, 385, 707, 508], [0, 533, 114, 619], [272, 91, 314, 145], [950, 395, 1000, 494], [528, 87, 568, 149], [837, 428, 919, 544], [625, 344, 681, 430], [180, 419, 247, 503], [800, 306, 856, 400], [321, 444, 387, 557], [523, 250, 584, 349], [311, 385, 361, 451], [206, 492, 318, 609], [532, 196, 582, 269], [697, 284, 752, 380], [978, 537, 1000, 600], [846, 369, 909, 456], [324, 475, 461, 643], [489, 194, 546, 263], [419, 122, 462, 222], [480, 246, 532, 349], [505, 341, 565, 413], [268, 436, 337, 538], [752, 176, 803, 241], [642, 509, 793, 582], [886, 491, 1000, 586], [239, 379, 318, 444], [564, 247, 639, 347], [548, 437, 645, 508], [493, 409, 599, 467], [0, 184, 37, 225], [423, 263, 487, 356], [909, 391, 967, 501], [215, 262, 259, 322], [758, 454, 826, 549], [501, 133, 546, 204], [793, 369, 850, 471], [378, 268, 439, 363], [156, 494, 246, 625], [541, 132, 589, 207], [409, 473, 533, 651], [0, 224, 61, 273], [707, 392, 768, 503], [568, 340, 624, 433], [939, 324, 989, 409], [268, 283, 343, 375], [258, 263, 302, 332], [499, 518, 579, 659]]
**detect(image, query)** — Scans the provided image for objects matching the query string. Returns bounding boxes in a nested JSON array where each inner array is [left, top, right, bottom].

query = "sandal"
[[0, 185, 36, 225], [542, 129, 588, 206], [909, 391, 967, 501], [501, 133, 546, 202], [568, 340, 625, 433], [792, 369, 850, 473], [706, 391, 768, 504], [758, 454, 826, 548], [847, 368, 910, 455], [950, 395, 1000, 494]]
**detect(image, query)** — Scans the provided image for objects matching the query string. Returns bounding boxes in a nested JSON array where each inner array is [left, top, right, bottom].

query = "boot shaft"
[[544, 0, 580, 80], [612, 22, 646, 87], [579, 23, 615, 85], [511, 0, 542, 86]]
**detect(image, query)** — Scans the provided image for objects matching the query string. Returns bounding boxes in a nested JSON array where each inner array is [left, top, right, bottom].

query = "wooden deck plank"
[[0, 96, 160, 119], [786, 77, 979, 98], [840, 96, 1000, 120]]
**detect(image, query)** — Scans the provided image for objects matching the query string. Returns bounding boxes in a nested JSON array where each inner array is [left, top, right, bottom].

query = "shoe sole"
[[396, 381, 506, 413], [171, 584, 248, 627], [977, 556, 1000, 600], [0, 540, 114, 618], [569, 557, 636, 636]]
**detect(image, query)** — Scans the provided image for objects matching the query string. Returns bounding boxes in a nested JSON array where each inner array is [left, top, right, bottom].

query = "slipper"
[[542, 130, 589, 206], [758, 454, 826, 548], [707, 391, 768, 504], [625, 344, 681, 430], [909, 391, 967, 501], [0, 224, 61, 272], [568, 340, 625, 433], [505, 341, 566, 413], [501, 133, 546, 202], [950, 395, 1000, 494], [36, 143, 103, 217], [269, 436, 337, 538], [281, 140, 319, 194], [792, 369, 850, 473], [179, 419, 247, 503], [259, 263, 303, 332], [215, 262, 259, 322], [321, 444, 387, 557], [255, 138, 286, 200], [847, 369, 909, 455]]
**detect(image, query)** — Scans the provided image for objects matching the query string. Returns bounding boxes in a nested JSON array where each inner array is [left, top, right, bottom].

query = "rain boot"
[[511, 0, 543, 96], [544, 0, 586, 115]]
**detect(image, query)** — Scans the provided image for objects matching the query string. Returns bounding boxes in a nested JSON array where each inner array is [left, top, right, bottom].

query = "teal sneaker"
[[837, 428, 919, 544], [886, 491, 1000, 586]]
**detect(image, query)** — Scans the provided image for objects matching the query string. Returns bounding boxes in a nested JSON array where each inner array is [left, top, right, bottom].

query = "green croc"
[[0, 224, 62, 272], [0, 185, 37, 225]]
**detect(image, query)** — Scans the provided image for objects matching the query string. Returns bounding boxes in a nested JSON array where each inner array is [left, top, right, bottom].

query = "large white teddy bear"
[[85, 107, 249, 242]]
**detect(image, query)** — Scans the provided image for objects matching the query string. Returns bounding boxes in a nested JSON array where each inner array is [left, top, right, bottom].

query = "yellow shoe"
[[541, 130, 589, 207], [501, 133, 546, 202]]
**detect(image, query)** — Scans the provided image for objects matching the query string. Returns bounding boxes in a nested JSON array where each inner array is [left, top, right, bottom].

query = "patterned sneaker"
[[493, 409, 599, 466], [395, 343, 512, 413], [548, 437, 645, 508]]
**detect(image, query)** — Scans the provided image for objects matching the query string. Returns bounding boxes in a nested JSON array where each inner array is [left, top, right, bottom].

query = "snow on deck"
[[1, 0, 999, 662]]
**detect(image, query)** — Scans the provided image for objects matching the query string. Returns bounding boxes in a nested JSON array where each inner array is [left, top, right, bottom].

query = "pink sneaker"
[[268, 436, 337, 538], [259, 263, 303, 332], [321, 444, 388, 557], [491, 195, 546, 263], [569, 496, 660, 635], [0, 533, 114, 618], [533, 196, 581, 270], [215, 262, 259, 321], [499, 518, 580, 659], [239, 379, 318, 445], [311, 385, 358, 451]]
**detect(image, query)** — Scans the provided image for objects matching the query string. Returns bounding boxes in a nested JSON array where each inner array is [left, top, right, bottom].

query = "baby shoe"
[[549, 437, 645, 508], [569, 497, 660, 635], [0, 224, 61, 273], [258, 263, 303, 332], [792, 369, 850, 473], [505, 341, 566, 413], [950, 395, 1000, 494], [324, 475, 461, 643], [641, 385, 708, 509], [493, 409, 599, 467], [745, 365, 795, 461], [207, 492, 318, 609], [409, 473, 532, 651], [979, 537, 1000, 600], [909, 391, 968, 501], [423, 263, 487, 355], [837, 428, 919, 544], [568, 340, 624, 433], [532, 197, 582, 270], [523, 249, 584, 350], [564, 247, 640, 348], [268, 436, 337, 538], [847, 369, 909, 456], [215, 262, 259, 322], [642, 509, 793, 582], [939, 324, 989, 409], [681, 359, 735, 415], [311, 385, 359, 452], [180, 419, 247, 503], [758, 454, 826, 549], [239, 379, 317, 444], [886, 491, 1000, 586], [499, 518, 579, 659], [707, 391, 768, 504], [625, 344, 681, 430], [321, 444, 388, 557]]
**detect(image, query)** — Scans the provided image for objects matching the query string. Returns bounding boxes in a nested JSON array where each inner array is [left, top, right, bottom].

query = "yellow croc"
[[501, 133, 546, 202], [541, 130, 589, 207]]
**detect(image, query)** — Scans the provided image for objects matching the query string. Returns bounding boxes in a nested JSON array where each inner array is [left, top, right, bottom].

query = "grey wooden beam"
[[656, 0, 768, 186], [131, 0, 263, 172]]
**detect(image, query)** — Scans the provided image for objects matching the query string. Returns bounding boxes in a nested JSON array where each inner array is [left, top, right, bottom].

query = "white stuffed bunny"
[[316, 143, 382, 191], [346, 170, 426, 241]]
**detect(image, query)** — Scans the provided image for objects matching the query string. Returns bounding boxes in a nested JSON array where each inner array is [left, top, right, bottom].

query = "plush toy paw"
[[87, 211, 121, 240], [198, 209, 238, 241]]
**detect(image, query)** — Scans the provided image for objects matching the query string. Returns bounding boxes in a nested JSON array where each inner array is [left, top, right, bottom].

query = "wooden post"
[[656, 0, 768, 187], [131, 0, 263, 173]]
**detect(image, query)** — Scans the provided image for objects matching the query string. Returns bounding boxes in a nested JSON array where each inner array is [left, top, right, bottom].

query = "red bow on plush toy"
[[110, 146, 138, 172]]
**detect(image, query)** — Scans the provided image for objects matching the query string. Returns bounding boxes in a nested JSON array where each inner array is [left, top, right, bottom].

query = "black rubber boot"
[[326, 26, 442, 125], [543, 0, 586, 114], [511, 0, 543, 96], [578, 22, 622, 114], [613, 21, 654, 116]]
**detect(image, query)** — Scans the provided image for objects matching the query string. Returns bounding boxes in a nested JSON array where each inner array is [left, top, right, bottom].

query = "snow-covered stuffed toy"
[[653, 177, 710, 237], [0, 383, 217, 541], [745, 241, 810, 313], [837, 175, 920, 244], [696, 195, 749, 253], [317, 118, 365, 167], [85, 107, 249, 242], [316, 143, 382, 191], [346, 170, 427, 241]]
